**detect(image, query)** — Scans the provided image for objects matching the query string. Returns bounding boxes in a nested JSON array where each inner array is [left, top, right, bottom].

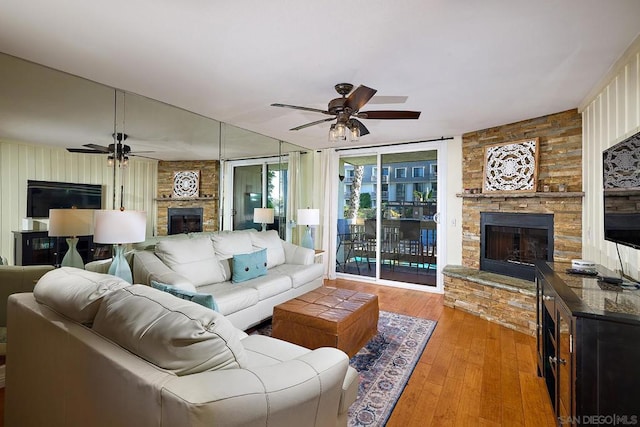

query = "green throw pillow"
[[150, 280, 219, 311], [232, 248, 268, 283]]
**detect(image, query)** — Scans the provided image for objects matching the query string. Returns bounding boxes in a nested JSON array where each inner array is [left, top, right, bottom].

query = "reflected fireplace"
[[168, 207, 203, 235], [480, 212, 553, 281]]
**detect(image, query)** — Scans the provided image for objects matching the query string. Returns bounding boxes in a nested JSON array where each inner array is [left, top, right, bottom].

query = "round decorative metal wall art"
[[173, 170, 200, 198], [484, 138, 539, 193]]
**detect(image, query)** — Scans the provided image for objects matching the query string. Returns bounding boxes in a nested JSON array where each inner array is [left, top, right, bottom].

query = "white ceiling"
[[0, 0, 639, 159]]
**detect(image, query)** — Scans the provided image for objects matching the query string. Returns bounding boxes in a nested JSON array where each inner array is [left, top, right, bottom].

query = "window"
[[430, 164, 438, 176], [413, 167, 425, 178], [382, 167, 390, 182], [381, 184, 389, 199], [346, 169, 355, 178], [396, 183, 406, 201], [430, 183, 438, 197], [395, 168, 407, 179], [414, 183, 425, 193]]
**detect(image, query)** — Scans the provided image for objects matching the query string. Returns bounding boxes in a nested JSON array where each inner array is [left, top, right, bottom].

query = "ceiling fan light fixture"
[[121, 156, 129, 167], [349, 123, 360, 142], [335, 122, 349, 142], [107, 155, 115, 167]]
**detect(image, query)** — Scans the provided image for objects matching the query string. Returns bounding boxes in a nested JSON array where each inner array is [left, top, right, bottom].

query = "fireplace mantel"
[[456, 192, 584, 199]]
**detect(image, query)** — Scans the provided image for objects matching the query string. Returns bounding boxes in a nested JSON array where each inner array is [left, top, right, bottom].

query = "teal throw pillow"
[[150, 280, 219, 311], [232, 248, 268, 283]]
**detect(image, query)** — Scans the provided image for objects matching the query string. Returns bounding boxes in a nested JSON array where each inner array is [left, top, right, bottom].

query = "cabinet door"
[[557, 307, 573, 426], [536, 276, 544, 375]]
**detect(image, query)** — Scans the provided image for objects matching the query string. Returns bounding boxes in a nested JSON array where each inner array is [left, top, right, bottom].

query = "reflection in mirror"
[[0, 51, 311, 261]]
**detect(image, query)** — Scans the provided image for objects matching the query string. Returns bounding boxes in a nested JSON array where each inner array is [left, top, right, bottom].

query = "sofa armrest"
[[0, 265, 54, 327], [85, 259, 112, 274], [132, 250, 196, 291], [282, 241, 314, 265], [161, 347, 350, 427]]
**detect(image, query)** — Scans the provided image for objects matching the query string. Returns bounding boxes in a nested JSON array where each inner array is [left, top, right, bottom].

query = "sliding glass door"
[[337, 148, 441, 288], [229, 160, 288, 236]]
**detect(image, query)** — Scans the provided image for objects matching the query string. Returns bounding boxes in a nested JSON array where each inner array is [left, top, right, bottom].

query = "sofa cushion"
[[151, 280, 219, 311], [232, 249, 268, 283], [250, 230, 286, 268], [196, 282, 260, 316], [271, 263, 324, 288], [211, 231, 254, 258], [239, 270, 292, 300], [92, 285, 248, 376], [155, 237, 226, 286], [33, 267, 130, 324]]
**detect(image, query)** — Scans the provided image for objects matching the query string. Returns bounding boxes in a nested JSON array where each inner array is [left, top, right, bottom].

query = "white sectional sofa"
[[89, 229, 324, 331], [6, 268, 358, 427]]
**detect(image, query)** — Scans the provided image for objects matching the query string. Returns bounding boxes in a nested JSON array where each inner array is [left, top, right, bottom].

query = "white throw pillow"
[[33, 267, 130, 324], [93, 285, 248, 375], [211, 231, 254, 258], [155, 237, 226, 286], [250, 230, 286, 268]]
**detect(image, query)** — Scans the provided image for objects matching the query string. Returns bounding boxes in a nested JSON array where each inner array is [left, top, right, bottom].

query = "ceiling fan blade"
[[271, 103, 331, 115], [83, 143, 111, 153], [357, 110, 421, 120], [350, 119, 370, 137], [130, 153, 162, 160], [290, 117, 336, 131], [67, 148, 104, 154], [345, 85, 377, 112]]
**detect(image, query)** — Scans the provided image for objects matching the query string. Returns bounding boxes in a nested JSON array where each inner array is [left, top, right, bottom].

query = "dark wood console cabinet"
[[13, 231, 111, 266], [536, 262, 640, 426]]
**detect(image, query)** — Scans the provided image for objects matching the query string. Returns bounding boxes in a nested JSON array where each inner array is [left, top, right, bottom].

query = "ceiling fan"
[[67, 132, 158, 164], [271, 83, 421, 140]]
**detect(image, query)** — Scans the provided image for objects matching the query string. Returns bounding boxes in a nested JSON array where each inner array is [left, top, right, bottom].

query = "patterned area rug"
[[254, 311, 436, 426]]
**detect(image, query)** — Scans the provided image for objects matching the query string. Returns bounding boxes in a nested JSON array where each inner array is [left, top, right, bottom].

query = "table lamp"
[[297, 208, 320, 249], [48, 208, 95, 268], [254, 208, 275, 231], [93, 209, 146, 283]]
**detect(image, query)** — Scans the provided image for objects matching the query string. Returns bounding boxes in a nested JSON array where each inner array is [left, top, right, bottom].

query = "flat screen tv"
[[26, 180, 103, 218], [603, 130, 640, 250]]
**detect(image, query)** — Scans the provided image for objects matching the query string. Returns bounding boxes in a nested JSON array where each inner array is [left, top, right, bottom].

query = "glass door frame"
[[335, 141, 447, 293], [221, 155, 286, 233]]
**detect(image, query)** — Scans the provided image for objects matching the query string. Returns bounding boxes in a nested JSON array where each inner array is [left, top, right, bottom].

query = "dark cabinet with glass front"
[[536, 261, 640, 426], [13, 231, 111, 266]]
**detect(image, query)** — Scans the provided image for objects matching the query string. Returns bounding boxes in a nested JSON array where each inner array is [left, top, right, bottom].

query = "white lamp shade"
[[48, 209, 94, 237], [93, 210, 147, 244], [297, 208, 320, 226], [254, 208, 275, 224]]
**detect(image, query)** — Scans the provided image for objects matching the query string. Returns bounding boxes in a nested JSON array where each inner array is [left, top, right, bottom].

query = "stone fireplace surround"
[[443, 109, 583, 335]]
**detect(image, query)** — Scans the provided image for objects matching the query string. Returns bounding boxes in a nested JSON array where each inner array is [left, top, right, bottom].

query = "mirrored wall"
[[0, 52, 310, 262]]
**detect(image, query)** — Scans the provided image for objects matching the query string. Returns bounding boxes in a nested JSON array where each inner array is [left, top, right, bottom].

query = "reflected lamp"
[[254, 208, 274, 232], [93, 209, 146, 283], [48, 209, 94, 269], [297, 208, 320, 250]]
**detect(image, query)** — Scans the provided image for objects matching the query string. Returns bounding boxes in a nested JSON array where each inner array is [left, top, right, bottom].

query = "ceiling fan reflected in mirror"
[[271, 83, 421, 142], [67, 133, 158, 166]]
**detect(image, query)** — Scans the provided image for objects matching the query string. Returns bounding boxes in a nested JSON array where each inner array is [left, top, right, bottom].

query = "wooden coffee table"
[[272, 287, 379, 358]]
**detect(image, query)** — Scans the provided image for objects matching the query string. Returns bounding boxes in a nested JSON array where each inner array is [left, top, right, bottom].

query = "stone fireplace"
[[480, 212, 554, 281], [443, 109, 583, 336], [156, 160, 219, 236]]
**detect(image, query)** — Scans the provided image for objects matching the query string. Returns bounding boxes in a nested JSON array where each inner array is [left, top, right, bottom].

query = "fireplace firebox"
[[168, 207, 203, 235], [480, 212, 553, 281]]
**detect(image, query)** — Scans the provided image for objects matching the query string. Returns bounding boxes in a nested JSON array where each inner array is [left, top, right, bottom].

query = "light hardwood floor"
[[327, 278, 557, 427], [0, 279, 556, 427]]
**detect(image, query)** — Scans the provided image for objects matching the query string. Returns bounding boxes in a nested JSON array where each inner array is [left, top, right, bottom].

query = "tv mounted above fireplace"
[[603, 129, 640, 250]]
